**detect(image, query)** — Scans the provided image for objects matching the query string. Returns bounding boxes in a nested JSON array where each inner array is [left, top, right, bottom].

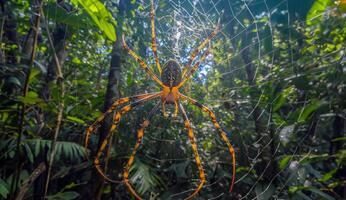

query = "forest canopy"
[[0, 0, 345, 199]]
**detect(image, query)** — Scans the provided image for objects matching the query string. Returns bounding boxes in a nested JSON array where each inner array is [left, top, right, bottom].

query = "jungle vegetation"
[[0, 0, 345, 199]]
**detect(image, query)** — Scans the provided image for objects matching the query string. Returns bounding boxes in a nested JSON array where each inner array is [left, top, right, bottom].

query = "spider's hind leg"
[[85, 92, 160, 149], [93, 92, 162, 183], [123, 101, 162, 200], [179, 103, 205, 200], [180, 93, 236, 192]]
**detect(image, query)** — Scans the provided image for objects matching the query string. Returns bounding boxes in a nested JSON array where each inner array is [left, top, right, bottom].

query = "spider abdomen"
[[161, 60, 182, 87]]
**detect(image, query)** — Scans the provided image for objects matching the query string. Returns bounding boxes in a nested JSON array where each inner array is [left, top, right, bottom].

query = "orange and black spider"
[[85, 0, 235, 199]]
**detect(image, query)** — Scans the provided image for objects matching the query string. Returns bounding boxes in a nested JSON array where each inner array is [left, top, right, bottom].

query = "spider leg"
[[179, 103, 205, 200], [122, 36, 164, 87], [150, 0, 161, 74], [178, 46, 210, 88], [85, 92, 160, 149], [94, 92, 162, 183], [180, 93, 236, 192], [173, 100, 179, 117], [162, 100, 168, 117], [181, 19, 220, 78], [123, 101, 162, 200]]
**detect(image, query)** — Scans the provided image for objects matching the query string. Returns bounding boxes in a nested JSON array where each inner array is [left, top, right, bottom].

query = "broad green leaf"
[[306, 0, 332, 25], [71, 0, 117, 41], [130, 160, 164, 195], [44, 3, 94, 28], [25, 139, 87, 163]]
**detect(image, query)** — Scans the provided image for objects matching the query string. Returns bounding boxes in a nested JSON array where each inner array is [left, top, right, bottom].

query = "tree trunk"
[[89, 1, 127, 198]]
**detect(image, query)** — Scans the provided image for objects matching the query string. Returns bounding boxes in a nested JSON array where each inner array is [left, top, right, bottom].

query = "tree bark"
[[90, 1, 127, 199]]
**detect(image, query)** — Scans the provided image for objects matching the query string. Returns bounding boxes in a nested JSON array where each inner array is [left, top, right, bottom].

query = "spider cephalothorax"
[[85, 0, 235, 199]]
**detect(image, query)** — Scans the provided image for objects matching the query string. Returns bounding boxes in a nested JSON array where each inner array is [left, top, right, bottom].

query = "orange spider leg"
[[180, 93, 236, 192], [85, 92, 160, 149], [173, 100, 179, 117], [150, 0, 161, 74], [123, 101, 162, 200], [94, 92, 162, 183], [178, 46, 210, 88], [182, 19, 220, 77], [122, 35, 164, 87], [162, 100, 169, 117], [179, 103, 206, 200]]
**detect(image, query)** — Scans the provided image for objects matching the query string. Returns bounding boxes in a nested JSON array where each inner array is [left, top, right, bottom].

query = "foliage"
[[0, 0, 345, 199]]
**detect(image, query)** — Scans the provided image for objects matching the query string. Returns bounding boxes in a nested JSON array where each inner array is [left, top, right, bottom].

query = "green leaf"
[[279, 155, 292, 170], [29, 68, 41, 84], [308, 188, 335, 200], [167, 161, 190, 178], [44, 3, 94, 28], [273, 93, 285, 112], [17, 91, 45, 105], [130, 160, 164, 195], [0, 179, 9, 199], [306, 0, 332, 26], [25, 139, 87, 163], [298, 100, 324, 123], [6, 76, 21, 87], [255, 183, 275, 200], [295, 191, 313, 200], [272, 113, 286, 126], [47, 191, 80, 200], [318, 169, 337, 182], [66, 116, 86, 125], [23, 143, 34, 164], [288, 100, 324, 123], [71, 0, 117, 41]]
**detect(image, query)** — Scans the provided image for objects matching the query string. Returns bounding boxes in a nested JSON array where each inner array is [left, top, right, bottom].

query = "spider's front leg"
[[180, 93, 236, 192], [92, 92, 162, 183], [150, 0, 161, 74], [182, 19, 220, 77], [122, 35, 164, 87], [179, 103, 206, 200], [123, 101, 162, 200]]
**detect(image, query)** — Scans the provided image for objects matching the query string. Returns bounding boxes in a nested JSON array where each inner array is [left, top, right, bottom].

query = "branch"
[[15, 163, 46, 200]]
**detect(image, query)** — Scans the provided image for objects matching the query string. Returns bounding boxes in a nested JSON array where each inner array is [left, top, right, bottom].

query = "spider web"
[[125, 0, 331, 199], [40, 0, 337, 199]]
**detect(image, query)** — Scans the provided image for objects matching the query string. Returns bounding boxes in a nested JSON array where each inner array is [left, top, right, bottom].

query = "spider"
[[85, 0, 235, 199]]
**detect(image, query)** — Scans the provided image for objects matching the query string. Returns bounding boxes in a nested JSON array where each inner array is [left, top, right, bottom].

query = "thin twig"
[[40, 5, 65, 197]]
